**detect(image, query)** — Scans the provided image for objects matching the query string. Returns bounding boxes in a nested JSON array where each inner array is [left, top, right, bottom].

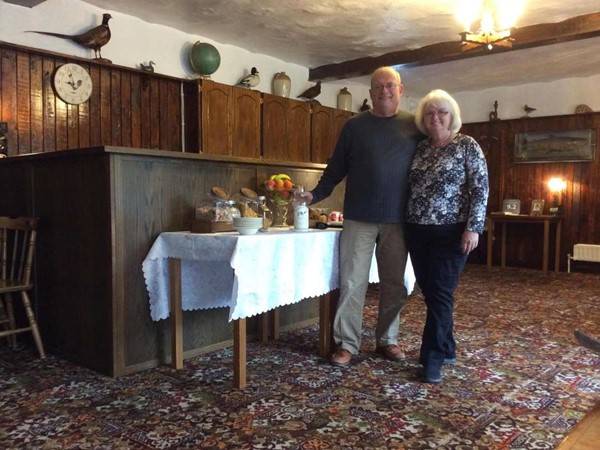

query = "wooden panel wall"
[[0, 43, 182, 155], [463, 113, 600, 271]]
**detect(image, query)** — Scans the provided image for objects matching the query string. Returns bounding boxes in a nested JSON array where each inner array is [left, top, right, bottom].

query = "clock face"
[[53, 63, 93, 105]]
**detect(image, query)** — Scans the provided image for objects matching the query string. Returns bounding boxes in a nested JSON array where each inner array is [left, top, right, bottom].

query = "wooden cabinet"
[[185, 79, 261, 157], [311, 105, 352, 164], [262, 94, 310, 162], [185, 79, 352, 163], [200, 80, 232, 156], [232, 87, 261, 158]]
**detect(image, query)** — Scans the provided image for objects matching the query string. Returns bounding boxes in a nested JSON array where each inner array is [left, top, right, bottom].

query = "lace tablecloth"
[[142, 229, 415, 321]]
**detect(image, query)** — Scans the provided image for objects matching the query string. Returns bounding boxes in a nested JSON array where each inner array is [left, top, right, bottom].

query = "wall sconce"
[[547, 177, 567, 215]]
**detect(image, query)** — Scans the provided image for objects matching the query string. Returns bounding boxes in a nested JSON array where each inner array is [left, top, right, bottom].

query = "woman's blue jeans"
[[405, 222, 468, 370]]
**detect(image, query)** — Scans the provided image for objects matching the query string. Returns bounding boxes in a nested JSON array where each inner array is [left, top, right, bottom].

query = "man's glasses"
[[372, 83, 399, 91]]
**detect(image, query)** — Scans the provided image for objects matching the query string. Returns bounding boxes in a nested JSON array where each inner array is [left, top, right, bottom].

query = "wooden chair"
[[0, 216, 45, 358]]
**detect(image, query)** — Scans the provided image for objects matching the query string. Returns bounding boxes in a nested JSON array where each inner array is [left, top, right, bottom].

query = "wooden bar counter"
[[0, 146, 342, 377]]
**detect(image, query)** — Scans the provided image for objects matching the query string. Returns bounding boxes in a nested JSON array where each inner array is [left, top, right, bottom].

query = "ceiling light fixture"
[[456, 0, 524, 52]]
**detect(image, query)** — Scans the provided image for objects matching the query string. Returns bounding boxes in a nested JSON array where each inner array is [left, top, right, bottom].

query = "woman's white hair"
[[415, 89, 462, 135]]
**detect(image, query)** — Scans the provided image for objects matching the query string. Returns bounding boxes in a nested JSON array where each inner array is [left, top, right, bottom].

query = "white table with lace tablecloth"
[[142, 229, 415, 388]]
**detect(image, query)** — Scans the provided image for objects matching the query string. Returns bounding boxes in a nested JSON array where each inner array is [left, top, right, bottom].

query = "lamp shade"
[[548, 177, 566, 192], [190, 42, 221, 77]]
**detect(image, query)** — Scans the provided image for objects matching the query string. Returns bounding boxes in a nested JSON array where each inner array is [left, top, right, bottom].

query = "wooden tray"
[[190, 220, 235, 233]]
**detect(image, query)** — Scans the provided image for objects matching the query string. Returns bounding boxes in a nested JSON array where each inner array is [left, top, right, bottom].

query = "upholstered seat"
[[0, 216, 45, 358]]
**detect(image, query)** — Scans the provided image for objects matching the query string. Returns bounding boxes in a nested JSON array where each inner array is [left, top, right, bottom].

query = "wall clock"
[[53, 63, 93, 105]]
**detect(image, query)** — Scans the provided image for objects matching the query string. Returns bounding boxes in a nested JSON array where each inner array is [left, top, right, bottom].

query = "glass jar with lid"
[[234, 188, 260, 218], [226, 200, 241, 220], [257, 195, 273, 230], [195, 186, 233, 223]]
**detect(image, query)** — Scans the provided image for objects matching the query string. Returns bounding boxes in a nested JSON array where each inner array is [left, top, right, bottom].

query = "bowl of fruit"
[[263, 173, 296, 227]]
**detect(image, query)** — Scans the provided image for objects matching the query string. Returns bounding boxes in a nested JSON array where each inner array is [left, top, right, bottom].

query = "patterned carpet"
[[1, 265, 599, 449]]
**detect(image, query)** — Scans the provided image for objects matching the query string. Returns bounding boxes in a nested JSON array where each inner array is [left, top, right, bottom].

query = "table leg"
[[555, 220, 562, 272], [259, 313, 269, 342], [259, 308, 281, 342], [486, 217, 493, 271], [319, 289, 339, 356], [542, 219, 550, 275], [501, 223, 507, 269], [233, 319, 247, 389], [319, 295, 330, 357], [272, 308, 280, 340], [168, 258, 183, 370]]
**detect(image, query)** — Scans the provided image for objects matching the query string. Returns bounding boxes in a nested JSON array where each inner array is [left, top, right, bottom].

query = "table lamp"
[[548, 177, 566, 215]]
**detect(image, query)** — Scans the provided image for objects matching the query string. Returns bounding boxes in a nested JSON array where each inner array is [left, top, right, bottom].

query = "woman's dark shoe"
[[422, 366, 442, 384]]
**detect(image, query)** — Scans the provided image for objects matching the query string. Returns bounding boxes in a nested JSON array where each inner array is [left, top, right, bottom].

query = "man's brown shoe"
[[376, 344, 405, 361], [330, 348, 352, 367]]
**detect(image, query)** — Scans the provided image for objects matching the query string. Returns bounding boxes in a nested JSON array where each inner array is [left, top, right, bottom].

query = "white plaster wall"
[[453, 75, 600, 123], [0, 0, 371, 112], [2, 0, 599, 121]]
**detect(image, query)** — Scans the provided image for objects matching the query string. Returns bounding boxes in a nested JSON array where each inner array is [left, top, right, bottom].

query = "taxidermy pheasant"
[[27, 13, 112, 60]]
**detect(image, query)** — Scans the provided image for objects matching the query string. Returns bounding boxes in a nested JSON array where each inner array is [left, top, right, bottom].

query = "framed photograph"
[[502, 199, 521, 215], [530, 199, 545, 216], [514, 129, 595, 163]]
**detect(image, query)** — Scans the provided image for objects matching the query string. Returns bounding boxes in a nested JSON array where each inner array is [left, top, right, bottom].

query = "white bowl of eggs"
[[233, 217, 263, 235]]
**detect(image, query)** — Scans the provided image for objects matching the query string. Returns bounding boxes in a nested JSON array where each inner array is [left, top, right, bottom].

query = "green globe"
[[190, 42, 221, 77]]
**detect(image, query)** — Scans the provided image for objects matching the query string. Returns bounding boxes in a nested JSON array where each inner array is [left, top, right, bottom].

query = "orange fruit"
[[275, 180, 284, 190], [283, 180, 293, 190]]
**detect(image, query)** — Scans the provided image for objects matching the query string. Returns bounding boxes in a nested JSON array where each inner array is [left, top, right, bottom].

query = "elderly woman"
[[405, 89, 489, 384]]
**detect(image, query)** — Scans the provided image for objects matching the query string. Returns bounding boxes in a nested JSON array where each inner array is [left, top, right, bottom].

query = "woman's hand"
[[462, 230, 479, 254]]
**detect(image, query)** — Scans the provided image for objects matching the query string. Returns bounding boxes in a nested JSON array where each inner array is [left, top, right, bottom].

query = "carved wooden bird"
[[523, 104, 536, 117], [360, 98, 371, 111], [27, 13, 112, 60], [297, 80, 321, 101], [235, 67, 260, 88], [140, 61, 156, 72]]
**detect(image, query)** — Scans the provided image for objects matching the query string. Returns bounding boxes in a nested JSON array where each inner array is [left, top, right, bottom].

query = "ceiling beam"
[[309, 11, 600, 82], [4, 0, 47, 7]]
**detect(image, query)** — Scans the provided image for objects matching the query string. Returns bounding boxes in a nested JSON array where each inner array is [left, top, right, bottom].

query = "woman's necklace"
[[429, 133, 455, 148]]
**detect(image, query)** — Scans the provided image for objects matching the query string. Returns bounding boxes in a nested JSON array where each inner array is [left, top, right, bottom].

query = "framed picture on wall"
[[530, 199, 545, 216], [514, 129, 595, 163]]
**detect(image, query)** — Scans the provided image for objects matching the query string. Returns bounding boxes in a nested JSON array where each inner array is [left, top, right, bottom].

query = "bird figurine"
[[140, 61, 155, 73], [523, 104, 536, 117], [66, 73, 82, 90], [489, 100, 499, 121], [297, 80, 321, 102], [27, 13, 112, 61], [360, 98, 371, 112], [235, 67, 260, 89]]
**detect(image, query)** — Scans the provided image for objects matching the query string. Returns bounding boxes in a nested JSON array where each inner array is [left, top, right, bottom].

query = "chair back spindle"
[[0, 216, 44, 358]]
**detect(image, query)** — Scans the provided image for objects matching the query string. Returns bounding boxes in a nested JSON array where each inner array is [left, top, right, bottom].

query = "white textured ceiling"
[[75, 1, 600, 94]]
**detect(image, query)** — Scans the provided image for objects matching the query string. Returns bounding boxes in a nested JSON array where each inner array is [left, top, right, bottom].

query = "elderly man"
[[302, 66, 422, 366]]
